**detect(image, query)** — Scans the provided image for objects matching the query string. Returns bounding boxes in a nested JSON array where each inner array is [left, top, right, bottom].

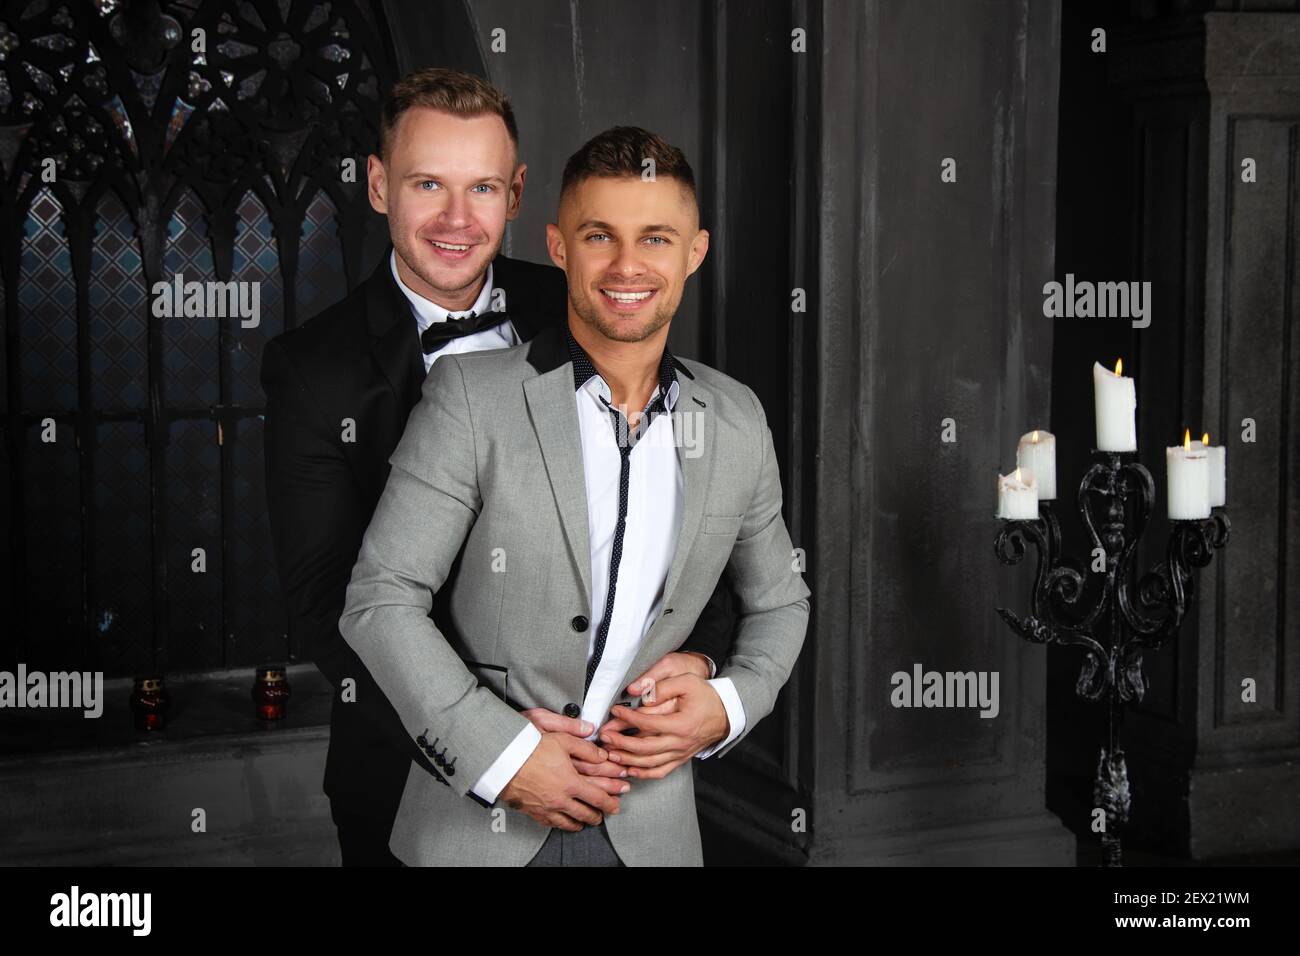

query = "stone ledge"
[[0, 663, 334, 763], [0, 664, 338, 866]]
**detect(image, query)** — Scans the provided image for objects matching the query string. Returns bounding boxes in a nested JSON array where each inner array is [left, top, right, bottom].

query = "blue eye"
[[419, 180, 439, 190], [472, 184, 493, 193], [644, 236, 668, 245]]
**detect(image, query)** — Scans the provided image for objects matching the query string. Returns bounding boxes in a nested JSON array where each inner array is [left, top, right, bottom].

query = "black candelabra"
[[993, 450, 1229, 867]]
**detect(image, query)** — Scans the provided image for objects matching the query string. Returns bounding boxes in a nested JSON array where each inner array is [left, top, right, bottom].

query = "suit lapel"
[[490, 254, 545, 342], [366, 252, 424, 411], [523, 327, 593, 609], [659, 369, 715, 616]]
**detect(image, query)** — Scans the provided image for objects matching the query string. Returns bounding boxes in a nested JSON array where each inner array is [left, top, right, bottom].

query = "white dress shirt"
[[390, 250, 517, 373], [470, 331, 746, 804]]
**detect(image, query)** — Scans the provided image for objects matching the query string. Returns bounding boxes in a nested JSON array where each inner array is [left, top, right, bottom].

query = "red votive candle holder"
[[252, 665, 291, 721], [131, 676, 169, 732]]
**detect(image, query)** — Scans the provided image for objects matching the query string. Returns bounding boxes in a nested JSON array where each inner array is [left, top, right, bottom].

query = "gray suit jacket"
[[339, 323, 810, 866]]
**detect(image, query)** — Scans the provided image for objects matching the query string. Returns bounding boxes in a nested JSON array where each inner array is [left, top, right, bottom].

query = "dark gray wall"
[[788, 0, 1071, 864], [1051, 1, 1300, 861]]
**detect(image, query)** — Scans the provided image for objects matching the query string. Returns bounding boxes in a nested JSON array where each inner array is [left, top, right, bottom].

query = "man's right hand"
[[522, 707, 630, 794], [498, 733, 624, 832]]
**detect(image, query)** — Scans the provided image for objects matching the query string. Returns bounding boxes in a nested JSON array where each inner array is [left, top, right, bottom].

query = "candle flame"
[[1202, 431, 1210, 445], [1031, 430, 1039, 442], [1114, 358, 1123, 376], [1014, 467, 1021, 482], [1183, 428, 1191, 451]]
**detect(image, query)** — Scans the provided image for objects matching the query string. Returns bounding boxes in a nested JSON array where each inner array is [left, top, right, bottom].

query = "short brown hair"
[[378, 67, 518, 158], [560, 126, 696, 204]]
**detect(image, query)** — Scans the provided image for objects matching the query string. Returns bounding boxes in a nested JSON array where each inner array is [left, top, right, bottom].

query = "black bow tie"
[[420, 310, 510, 354]]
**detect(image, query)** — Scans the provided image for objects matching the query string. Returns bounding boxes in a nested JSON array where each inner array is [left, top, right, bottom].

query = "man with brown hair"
[[339, 125, 809, 866], [262, 70, 735, 865]]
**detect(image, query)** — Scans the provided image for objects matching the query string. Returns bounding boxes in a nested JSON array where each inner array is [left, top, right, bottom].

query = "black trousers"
[[333, 804, 402, 867]]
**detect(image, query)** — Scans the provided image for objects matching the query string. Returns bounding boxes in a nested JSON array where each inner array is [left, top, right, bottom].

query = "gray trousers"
[[526, 822, 625, 867]]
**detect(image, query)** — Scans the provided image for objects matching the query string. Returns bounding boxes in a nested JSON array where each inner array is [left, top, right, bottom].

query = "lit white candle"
[[1166, 430, 1210, 520], [1093, 359, 1137, 452], [996, 467, 1039, 519], [1016, 430, 1057, 500], [1189, 432, 1226, 508]]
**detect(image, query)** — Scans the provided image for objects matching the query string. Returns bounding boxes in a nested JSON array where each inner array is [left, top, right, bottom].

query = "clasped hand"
[[499, 652, 729, 831]]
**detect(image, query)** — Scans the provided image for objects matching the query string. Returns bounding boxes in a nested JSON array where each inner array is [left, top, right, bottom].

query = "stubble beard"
[[570, 283, 675, 343]]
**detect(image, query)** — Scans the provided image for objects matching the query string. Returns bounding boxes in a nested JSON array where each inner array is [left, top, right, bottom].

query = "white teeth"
[[602, 289, 653, 302], [431, 240, 469, 251]]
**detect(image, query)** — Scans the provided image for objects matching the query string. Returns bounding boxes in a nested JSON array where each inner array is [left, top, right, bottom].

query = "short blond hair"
[[378, 67, 518, 158]]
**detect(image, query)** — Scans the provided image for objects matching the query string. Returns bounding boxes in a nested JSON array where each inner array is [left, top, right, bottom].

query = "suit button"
[[563, 702, 581, 719], [571, 615, 589, 632]]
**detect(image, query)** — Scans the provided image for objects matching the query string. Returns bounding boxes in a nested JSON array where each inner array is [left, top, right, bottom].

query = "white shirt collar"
[[390, 249, 496, 333], [578, 374, 679, 416]]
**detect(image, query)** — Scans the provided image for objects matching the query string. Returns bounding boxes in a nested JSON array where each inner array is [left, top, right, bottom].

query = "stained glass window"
[[19, 190, 76, 412], [296, 190, 347, 324]]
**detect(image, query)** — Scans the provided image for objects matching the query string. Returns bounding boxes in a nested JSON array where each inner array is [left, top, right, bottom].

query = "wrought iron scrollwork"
[[994, 450, 1229, 865]]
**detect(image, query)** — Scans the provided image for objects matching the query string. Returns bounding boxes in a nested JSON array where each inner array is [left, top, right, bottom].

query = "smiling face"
[[546, 174, 708, 345], [367, 107, 525, 309]]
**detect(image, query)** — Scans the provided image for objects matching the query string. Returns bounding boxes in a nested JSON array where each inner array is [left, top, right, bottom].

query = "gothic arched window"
[[0, 0, 397, 676]]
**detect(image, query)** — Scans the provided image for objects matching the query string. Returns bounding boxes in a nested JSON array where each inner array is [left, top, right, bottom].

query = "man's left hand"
[[598, 674, 729, 779], [625, 651, 712, 706]]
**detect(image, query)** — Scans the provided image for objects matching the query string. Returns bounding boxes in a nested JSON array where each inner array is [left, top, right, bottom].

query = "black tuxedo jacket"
[[261, 251, 736, 820]]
